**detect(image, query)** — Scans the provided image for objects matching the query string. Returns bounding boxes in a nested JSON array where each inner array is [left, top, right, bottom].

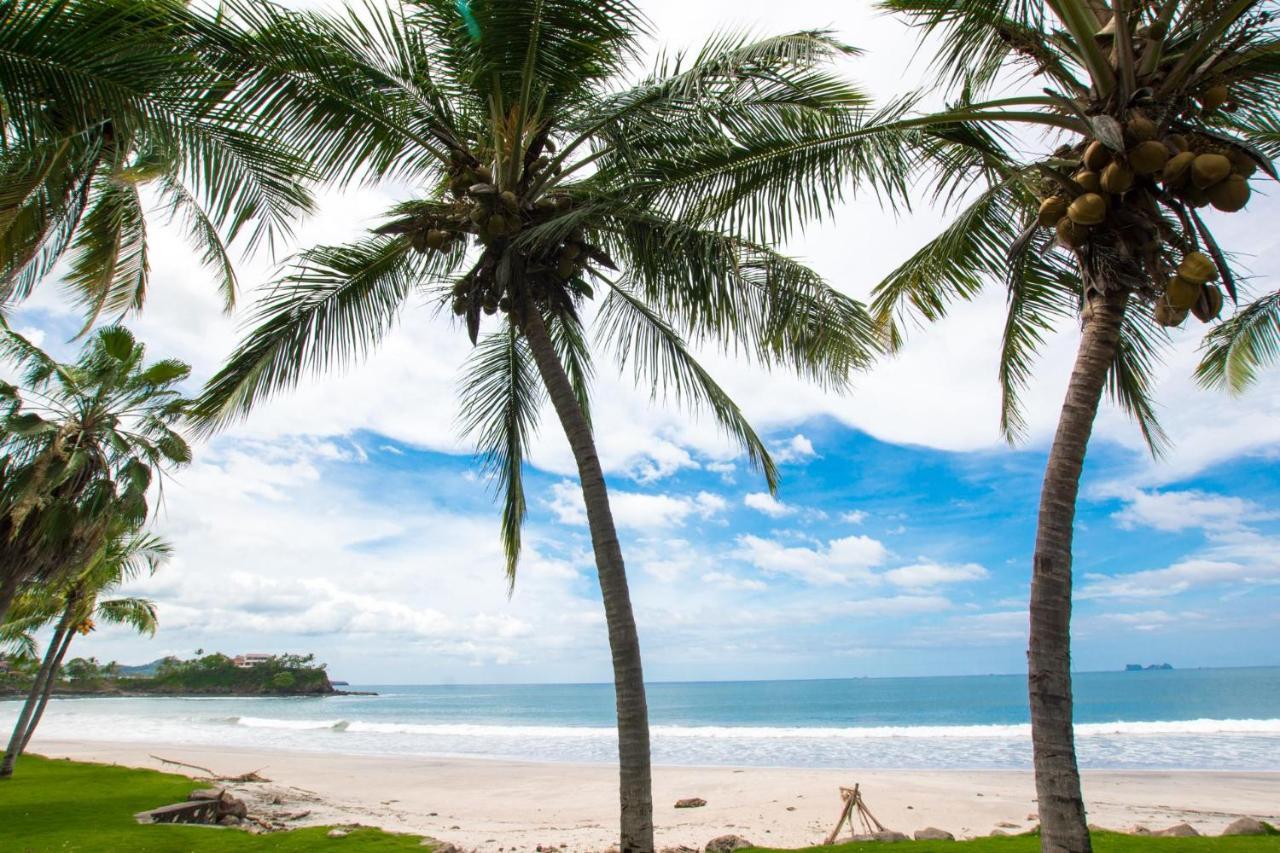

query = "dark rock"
[[704, 834, 752, 853], [1153, 823, 1199, 837], [872, 830, 910, 842], [675, 798, 708, 809], [1222, 818, 1267, 836], [217, 792, 248, 820], [914, 828, 954, 841]]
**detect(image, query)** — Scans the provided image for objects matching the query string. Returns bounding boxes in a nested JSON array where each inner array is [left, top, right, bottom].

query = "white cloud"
[[1112, 489, 1267, 532], [841, 510, 868, 524], [743, 492, 795, 517], [883, 561, 989, 588], [548, 481, 725, 531], [701, 571, 767, 592], [1079, 558, 1269, 599], [773, 434, 817, 464], [734, 533, 888, 586]]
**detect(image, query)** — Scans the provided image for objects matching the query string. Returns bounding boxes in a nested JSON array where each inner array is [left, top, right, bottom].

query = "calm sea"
[[4, 667, 1278, 769]]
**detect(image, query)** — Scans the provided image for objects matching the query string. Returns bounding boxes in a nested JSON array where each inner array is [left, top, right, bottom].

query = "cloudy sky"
[[7, 0, 1279, 684]]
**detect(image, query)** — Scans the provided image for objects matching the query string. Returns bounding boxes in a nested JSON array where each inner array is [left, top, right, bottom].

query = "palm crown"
[[192, 0, 897, 577], [871, 0, 1277, 446], [0, 0, 314, 323], [0, 324, 190, 620]]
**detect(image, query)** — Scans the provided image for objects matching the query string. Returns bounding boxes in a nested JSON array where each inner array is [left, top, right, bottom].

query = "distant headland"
[[1125, 663, 1174, 671], [0, 651, 373, 698]]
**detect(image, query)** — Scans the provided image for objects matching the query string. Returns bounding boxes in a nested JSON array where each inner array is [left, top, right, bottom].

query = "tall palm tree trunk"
[[1030, 287, 1129, 853], [20, 623, 76, 753], [0, 573, 21, 626], [1, 605, 73, 778], [523, 308, 654, 853]]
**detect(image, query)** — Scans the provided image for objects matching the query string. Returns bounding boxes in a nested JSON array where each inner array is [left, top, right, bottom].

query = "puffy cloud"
[[883, 561, 989, 588], [734, 533, 889, 586], [1079, 559, 1267, 599], [743, 492, 795, 517], [547, 481, 725, 530], [1112, 489, 1268, 532], [772, 434, 817, 464]]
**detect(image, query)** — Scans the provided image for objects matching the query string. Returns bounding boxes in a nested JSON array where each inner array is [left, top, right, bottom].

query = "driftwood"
[[149, 754, 271, 783], [824, 784, 887, 845]]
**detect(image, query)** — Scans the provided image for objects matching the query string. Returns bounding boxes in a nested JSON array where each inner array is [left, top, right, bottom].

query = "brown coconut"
[[1083, 141, 1111, 172], [1067, 193, 1107, 226], [1209, 174, 1250, 212], [1191, 285, 1225, 323], [1073, 170, 1102, 193], [1201, 85, 1230, 111], [1101, 162, 1134, 194], [1155, 301, 1189, 328], [1129, 140, 1170, 175], [1191, 153, 1232, 189], [1165, 275, 1201, 310], [1229, 150, 1258, 178], [1056, 216, 1089, 248], [1126, 116, 1157, 142], [1038, 196, 1068, 226], [1162, 151, 1196, 189], [1179, 251, 1218, 283]]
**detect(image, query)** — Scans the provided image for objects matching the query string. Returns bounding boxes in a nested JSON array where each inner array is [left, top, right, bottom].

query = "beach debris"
[[704, 834, 753, 853], [1154, 823, 1200, 837], [1222, 818, 1268, 836], [149, 753, 272, 783], [188, 787, 224, 801], [914, 828, 955, 841], [328, 829, 349, 838], [675, 798, 708, 809], [996, 821, 1020, 828], [135, 790, 248, 826], [150, 754, 217, 777], [823, 784, 888, 845]]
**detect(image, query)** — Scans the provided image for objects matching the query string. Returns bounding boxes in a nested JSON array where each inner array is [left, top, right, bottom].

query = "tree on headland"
[[0, 0, 314, 321], [0, 525, 165, 779], [0, 324, 191, 624], [183, 1, 921, 847], [861, 1, 1277, 849]]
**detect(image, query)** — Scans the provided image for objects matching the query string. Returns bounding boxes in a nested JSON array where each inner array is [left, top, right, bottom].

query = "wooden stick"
[[150, 754, 216, 777]]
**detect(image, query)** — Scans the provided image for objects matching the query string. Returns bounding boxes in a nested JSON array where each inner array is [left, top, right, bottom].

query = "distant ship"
[[1124, 663, 1174, 671]]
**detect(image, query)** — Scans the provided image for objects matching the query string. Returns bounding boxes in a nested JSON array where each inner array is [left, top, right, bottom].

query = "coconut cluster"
[[1036, 95, 1256, 328]]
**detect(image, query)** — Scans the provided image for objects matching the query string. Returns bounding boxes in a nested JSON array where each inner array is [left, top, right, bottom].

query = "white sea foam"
[[225, 717, 1280, 740]]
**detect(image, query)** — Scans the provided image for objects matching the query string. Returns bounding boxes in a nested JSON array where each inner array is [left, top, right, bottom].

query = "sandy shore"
[[30, 739, 1280, 850]]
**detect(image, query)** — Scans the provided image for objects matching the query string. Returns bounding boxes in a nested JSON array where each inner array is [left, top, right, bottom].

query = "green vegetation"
[[0, 754, 429, 851], [146, 653, 332, 695], [755, 834, 1280, 853]]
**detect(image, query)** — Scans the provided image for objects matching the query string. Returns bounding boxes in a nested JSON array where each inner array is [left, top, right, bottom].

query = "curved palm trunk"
[[0, 573, 22, 626], [20, 624, 76, 753], [523, 309, 654, 853], [1, 606, 73, 778], [1030, 287, 1128, 853]]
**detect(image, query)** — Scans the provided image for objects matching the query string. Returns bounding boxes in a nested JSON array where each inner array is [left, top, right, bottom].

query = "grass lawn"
[[0, 754, 430, 851], [1, 754, 1277, 852]]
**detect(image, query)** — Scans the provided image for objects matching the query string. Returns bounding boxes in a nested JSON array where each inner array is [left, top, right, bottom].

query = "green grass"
[[0, 754, 430, 851], [754, 830, 1280, 853]]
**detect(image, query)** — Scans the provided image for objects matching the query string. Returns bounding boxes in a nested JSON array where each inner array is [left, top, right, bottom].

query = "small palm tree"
[[863, 1, 1277, 849], [0, 0, 313, 321], [1, 524, 165, 778], [0, 323, 190, 624], [190, 2, 893, 848]]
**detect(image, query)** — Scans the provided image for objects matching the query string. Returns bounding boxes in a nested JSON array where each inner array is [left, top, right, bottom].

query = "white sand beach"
[[31, 738, 1280, 850]]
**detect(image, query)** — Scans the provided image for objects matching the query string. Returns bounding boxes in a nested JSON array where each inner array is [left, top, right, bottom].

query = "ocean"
[[4, 667, 1278, 770]]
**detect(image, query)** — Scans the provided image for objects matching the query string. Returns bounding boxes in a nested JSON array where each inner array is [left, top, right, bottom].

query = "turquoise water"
[[5, 667, 1278, 769]]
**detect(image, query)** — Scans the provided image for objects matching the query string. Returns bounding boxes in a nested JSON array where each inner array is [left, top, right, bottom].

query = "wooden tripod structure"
[[823, 784, 887, 845]]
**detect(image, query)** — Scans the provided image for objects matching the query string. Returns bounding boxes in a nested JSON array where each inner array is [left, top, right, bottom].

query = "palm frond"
[[1108, 302, 1171, 457], [1196, 288, 1280, 392]]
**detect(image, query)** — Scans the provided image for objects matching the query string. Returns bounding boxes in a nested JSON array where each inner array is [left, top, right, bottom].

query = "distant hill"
[[114, 659, 166, 678]]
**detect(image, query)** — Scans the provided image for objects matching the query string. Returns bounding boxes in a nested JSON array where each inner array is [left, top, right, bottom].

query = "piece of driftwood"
[[135, 800, 220, 825], [823, 784, 887, 845], [150, 754, 216, 777], [149, 754, 271, 783]]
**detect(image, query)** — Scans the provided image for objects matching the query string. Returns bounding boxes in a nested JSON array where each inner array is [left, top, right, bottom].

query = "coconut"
[[1165, 275, 1201, 310], [1191, 153, 1232, 189], [474, 165, 493, 183], [1038, 196, 1068, 227], [1165, 134, 1190, 153], [556, 256, 577, 279], [499, 190, 519, 210], [485, 214, 507, 237], [1179, 251, 1217, 283], [1072, 170, 1102, 193], [1129, 140, 1170, 175], [1228, 150, 1258, 178], [451, 280, 469, 297], [426, 229, 447, 251], [1083, 140, 1111, 171], [1055, 216, 1089, 248], [1191, 285, 1225, 323], [1209, 174, 1250, 212], [1201, 85, 1230, 111], [1126, 116, 1157, 142], [562, 242, 582, 261], [452, 297, 467, 316], [1154, 301, 1189, 328], [1182, 184, 1212, 207], [554, 196, 572, 212], [1067, 193, 1107, 226], [1162, 151, 1196, 188], [1101, 162, 1134, 194]]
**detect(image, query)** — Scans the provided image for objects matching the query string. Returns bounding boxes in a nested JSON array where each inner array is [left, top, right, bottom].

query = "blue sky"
[[4, 0, 1280, 684]]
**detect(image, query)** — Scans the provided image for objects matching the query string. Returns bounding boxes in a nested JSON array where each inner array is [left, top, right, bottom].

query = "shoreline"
[[29, 738, 1280, 850]]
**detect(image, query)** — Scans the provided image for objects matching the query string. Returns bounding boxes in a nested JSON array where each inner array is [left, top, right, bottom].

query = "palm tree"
[[189, 2, 900, 848], [860, 2, 1277, 849], [0, 323, 190, 624], [0, 0, 313, 321], [1, 524, 164, 778]]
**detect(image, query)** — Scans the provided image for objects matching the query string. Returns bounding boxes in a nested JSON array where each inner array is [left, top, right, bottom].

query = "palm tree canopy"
[[1, 323, 190, 594], [867, 0, 1278, 447], [191, 0, 925, 581], [0, 0, 316, 321]]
